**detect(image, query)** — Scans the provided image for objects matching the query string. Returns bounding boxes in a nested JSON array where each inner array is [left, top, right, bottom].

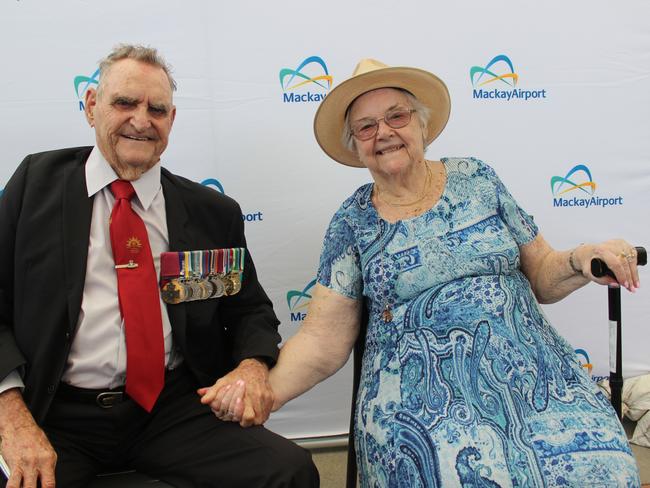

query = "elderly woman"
[[207, 59, 642, 486]]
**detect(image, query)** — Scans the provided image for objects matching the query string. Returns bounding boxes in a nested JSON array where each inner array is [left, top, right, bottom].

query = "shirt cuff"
[[0, 370, 25, 395]]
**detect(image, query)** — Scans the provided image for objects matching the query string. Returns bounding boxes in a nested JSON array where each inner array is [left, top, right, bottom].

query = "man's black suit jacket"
[[0, 146, 281, 423]]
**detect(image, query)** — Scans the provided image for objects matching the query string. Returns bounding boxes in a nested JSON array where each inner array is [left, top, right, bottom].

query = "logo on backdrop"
[[200, 178, 264, 222], [575, 348, 607, 382], [201, 178, 225, 194], [279, 56, 332, 104], [287, 278, 316, 322], [550, 164, 623, 208], [575, 348, 594, 379], [74, 68, 100, 111], [470, 54, 547, 101]]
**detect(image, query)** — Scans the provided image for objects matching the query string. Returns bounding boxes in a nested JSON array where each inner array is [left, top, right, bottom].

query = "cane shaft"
[[608, 285, 622, 420]]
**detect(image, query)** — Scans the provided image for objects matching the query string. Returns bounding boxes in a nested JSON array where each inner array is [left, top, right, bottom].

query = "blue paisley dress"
[[317, 158, 640, 487]]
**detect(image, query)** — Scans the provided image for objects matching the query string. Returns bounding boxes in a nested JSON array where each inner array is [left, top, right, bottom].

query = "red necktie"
[[109, 180, 164, 412]]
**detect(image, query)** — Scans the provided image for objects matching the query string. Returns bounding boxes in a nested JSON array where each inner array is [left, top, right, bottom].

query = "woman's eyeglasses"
[[350, 109, 416, 141]]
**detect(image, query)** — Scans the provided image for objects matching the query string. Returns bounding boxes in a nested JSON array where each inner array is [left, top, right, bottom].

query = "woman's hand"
[[198, 380, 246, 424], [198, 358, 274, 427], [572, 240, 641, 292]]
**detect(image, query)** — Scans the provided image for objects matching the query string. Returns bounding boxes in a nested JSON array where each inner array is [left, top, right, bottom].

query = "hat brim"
[[313, 66, 451, 167]]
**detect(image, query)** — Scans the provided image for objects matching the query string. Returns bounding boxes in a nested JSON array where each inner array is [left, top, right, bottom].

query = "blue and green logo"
[[74, 68, 100, 111], [574, 348, 597, 380], [470, 55, 546, 101], [551, 164, 596, 197], [201, 178, 263, 222], [551, 164, 622, 209], [575, 348, 608, 382], [280, 56, 332, 104], [201, 178, 225, 194], [471, 54, 518, 88], [287, 278, 316, 322]]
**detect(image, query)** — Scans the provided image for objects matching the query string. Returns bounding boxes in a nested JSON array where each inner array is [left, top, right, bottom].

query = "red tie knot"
[[110, 180, 136, 201]]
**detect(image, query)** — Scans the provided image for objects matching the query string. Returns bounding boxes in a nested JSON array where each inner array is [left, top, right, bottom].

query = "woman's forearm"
[[528, 247, 590, 303], [269, 283, 361, 410], [270, 325, 355, 410]]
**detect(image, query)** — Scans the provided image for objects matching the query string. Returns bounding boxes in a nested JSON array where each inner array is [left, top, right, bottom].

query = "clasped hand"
[[197, 358, 273, 427], [574, 239, 641, 292]]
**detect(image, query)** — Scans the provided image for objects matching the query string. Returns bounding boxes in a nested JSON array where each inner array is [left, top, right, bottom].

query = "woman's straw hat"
[[313, 58, 451, 167]]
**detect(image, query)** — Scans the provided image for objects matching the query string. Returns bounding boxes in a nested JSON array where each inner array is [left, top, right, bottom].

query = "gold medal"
[[161, 279, 186, 305], [224, 272, 242, 296], [223, 274, 233, 296], [230, 272, 242, 295]]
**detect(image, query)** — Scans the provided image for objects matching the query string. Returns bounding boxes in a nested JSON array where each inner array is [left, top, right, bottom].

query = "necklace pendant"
[[382, 304, 393, 323]]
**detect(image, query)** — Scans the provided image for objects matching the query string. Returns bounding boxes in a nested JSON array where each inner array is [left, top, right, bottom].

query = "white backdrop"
[[1, 0, 648, 440]]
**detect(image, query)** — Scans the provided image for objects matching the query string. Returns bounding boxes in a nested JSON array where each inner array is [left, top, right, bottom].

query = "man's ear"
[[170, 105, 177, 127], [84, 88, 98, 127]]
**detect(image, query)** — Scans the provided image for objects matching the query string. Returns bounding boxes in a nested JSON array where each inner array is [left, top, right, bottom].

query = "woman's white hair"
[[341, 88, 431, 152]]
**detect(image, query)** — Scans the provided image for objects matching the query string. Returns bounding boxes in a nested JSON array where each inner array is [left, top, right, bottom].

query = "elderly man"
[[0, 44, 318, 488]]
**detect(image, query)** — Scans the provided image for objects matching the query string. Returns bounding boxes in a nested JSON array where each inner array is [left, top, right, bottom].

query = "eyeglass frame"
[[348, 108, 417, 141]]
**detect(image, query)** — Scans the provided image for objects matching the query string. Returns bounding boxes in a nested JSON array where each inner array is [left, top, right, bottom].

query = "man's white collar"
[[85, 147, 162, 210]]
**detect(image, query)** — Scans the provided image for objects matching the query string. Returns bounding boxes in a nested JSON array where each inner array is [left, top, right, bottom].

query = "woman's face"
[[348, 87, 425, 176]]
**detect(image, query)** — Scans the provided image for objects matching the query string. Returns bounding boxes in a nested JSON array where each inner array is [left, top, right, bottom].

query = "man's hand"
[[197, 358, 274, 427], [0, 389, 57, 488]]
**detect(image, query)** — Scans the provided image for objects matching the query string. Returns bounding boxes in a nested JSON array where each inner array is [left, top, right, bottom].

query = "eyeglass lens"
[[351, 109, 413, 140]]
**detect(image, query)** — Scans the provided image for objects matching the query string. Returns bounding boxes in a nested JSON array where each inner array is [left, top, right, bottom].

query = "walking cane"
[[590, 246, 647, 419]]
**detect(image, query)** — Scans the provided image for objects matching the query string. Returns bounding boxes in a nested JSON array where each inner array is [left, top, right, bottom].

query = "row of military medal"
[[159, 248, 245, 305]]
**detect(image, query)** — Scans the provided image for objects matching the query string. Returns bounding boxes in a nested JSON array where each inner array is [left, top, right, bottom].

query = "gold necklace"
[[375, 161, 432, 208], [375, 162, 433, 323]]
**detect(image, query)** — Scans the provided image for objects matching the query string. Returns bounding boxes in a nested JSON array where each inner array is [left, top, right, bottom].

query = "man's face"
[[84, 58, 176, 180]]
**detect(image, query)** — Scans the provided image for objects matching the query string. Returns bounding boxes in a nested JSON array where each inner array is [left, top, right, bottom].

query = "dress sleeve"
[[481, 160, 539, 246], [316, 207, 363, 300]]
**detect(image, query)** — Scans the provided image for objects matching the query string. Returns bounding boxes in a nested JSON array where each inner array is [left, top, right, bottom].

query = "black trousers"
[[25, 367, 318, 488]]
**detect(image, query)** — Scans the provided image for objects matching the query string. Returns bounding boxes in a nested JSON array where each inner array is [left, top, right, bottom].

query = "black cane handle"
[[591, 246, 647, 279]]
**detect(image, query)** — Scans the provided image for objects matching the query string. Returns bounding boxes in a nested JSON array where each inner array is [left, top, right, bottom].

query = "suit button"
[[65, 332, 71, 341], [47, 384, 56, 394]]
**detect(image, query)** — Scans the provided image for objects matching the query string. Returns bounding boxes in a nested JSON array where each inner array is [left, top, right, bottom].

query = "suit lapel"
[[62, 151, 93, 332], [161, 171, 190, 347], [162, 171, 191, 251]]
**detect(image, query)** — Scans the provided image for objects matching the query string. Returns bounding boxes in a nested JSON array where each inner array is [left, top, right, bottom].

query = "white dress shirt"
[[0, 147, 180, 392]]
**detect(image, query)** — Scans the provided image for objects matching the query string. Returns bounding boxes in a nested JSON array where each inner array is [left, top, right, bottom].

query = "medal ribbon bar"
[[160, 248, 245, 304]]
